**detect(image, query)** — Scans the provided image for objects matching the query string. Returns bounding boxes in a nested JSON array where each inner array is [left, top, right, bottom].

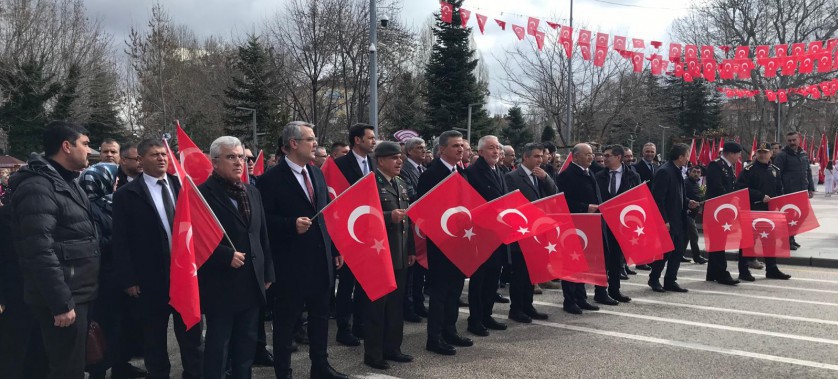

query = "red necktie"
[[301, 167, 315, 205]]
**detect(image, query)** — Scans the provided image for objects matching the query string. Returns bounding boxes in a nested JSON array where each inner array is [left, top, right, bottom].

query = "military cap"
[[722, 141, 742, 153], [374, 141, 402, 157], [756, 142, 771, 152]]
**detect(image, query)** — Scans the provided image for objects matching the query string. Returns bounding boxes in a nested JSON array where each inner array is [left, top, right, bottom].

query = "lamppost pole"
[[236, 107, 257, 148], [658, 125, 670, 156], [369, 0, 379, 138], [566, 0, 574, 141]]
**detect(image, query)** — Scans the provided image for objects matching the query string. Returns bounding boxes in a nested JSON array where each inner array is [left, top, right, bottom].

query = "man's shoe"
[[608, 291, 632, 303], [310, 362, 349, 379], [415, 305, 428, 318], [619, 273, 630, 280], [483, 317, 508, 330], [384, 352, 414, 363], [790, 244, 799, 251], [442, 333, 473, 347], [716, 274, 740, 285], [636, 264, 652, 271], [508, 310, 532, 323], [663, 282, 689, 292], [253, 348, 275, 366], [533, 284, 543, 294], [539, 281, 561, 289], [739, 271, 756, 282], [294, 328, 309, 345], [364, 356, 390, 370], [563, 304, 583, 315], [111, 363, 147, 379], [625, 266, 637, 275], [594, 293, 619, 306], [336, 330, 360, 346], [648, 279, 665, 292], [766, 270, 792, 280], [792, 241, 801, 248], [404, 312, 422, 323], [467, 323, 489, 337], [680, 256, 692, 263], [494, 292, 510, 303], [426, 340, 456, 355], [577, 301, 600, 311], [748, 260, 765, 270], [693, 255, 708, 264], [524, 308, 549, 320]]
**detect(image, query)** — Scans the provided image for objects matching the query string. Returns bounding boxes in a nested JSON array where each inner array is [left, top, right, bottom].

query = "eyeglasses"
[[246, 156, 256, 163], [295, 137, 317, 143], [121, 156, 140, 162], [222, 154, 246, 161]]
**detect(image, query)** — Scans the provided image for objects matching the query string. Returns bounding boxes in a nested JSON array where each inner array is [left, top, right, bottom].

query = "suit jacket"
[[417, 158, 467, 278], [465, 156, 508, 202], [197, 176, 275, 314], [335, 151, 376, 185], [556, 162, 602, 213], [399, 158, 422, 202], [505, 166, 558, 202], [112, 173, 181, 317], [651, 161, 688, 236], [256, 158, 334, 293], [705, 157, 736, 199], [375, 170, 414, 270], [595, 164, 642, 203], [634, 160, 658, 183]]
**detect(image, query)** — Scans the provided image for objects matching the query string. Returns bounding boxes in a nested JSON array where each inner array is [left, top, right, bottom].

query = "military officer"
[[705, 142, 743, 286], [735, 142, 791, 281], [358, 141, 416, 370]]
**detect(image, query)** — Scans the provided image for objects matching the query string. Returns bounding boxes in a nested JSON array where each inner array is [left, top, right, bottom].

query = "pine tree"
[[85, 70, 125, 146], [51, 65, 81, 121], [382, 72, 425, 136], [502, 106, 533, 152], [0, 60, 62, 158], [424, 0, 490, 140], [664, 76, 721, 136], [541, 124, 557, 143]]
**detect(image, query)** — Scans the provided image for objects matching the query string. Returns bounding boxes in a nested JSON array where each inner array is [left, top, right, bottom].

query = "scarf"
[[213, 172, 250, 224]]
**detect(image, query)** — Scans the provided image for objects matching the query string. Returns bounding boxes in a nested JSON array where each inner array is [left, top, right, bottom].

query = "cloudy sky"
[[86, 0, 693, 114]]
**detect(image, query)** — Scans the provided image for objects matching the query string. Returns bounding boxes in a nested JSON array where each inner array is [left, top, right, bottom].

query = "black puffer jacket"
[[774, 146, 815, 193], [9, 154, 99, 315]]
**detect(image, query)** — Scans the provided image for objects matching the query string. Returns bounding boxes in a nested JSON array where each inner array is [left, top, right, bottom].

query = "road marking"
[[483, 311, 838, 372], [634, 272, 838, 295], [678, 267, 838, 285], [600, 283, 838, 307], [355, 374, 404, 379]]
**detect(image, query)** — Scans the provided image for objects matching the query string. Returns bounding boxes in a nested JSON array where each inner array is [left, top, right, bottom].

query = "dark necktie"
[[531, 174, 541, 197], [417, 164, 424, 174], [609, 170, 617, 195], [301, 168, 315, 205], [158, 179, 175, 228]]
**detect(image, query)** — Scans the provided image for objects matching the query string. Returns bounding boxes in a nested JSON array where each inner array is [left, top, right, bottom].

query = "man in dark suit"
[[358, 142, 416, 370], [256, 121, 348, 379], [648, 143, 700, 293], [116, 142, 142, 190], [399, 137, 427, 322], [112, 139, 202, 379], [704, 142, 743, 286], [332, 123, 377, 346], [685, 165, 707, 264], [556, 143, 602, 315], [418, 130, 474, 356], [198, 137, 275, 379], [504, 143, 556, 322], [634, 142, 658, 184], [464, 135, 509, 336], [594, 145, 641, 304]]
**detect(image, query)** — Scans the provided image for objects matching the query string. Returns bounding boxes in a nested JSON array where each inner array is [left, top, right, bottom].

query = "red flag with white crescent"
[[741, 211, 791, 258], [471, 190, 557, 244], [526, 17, 539, 36], [767, 190, 819, 236], [689, 138, 698, 166], [517, 213, 587, 284], [475, 13, 487, 34], [176, 124, 213, 186], [412, 222, 428, 269], [321, 174, 396, 301], [440, 2, 453, 23], [253, 150, 265, 176], [321, 156, 350, 200], [598, 184, 673, 265], [702, 189, 754, 251]]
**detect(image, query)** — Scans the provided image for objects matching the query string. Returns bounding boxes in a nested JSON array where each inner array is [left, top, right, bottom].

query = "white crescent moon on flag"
[[619, 205, 647, 228], [174, 222, 197, 277], [327, 186, 337, 199], [347, 205, 381, 244], [441, 206, 471, 238], [779, 204, 802, 219], [498, 209, 528, 227], [414, 223, 426, 240], [713, 203, 739, 223], [560, 228, 588, 250], [752, 218, 776, 232], [534, 225, 560, 244]]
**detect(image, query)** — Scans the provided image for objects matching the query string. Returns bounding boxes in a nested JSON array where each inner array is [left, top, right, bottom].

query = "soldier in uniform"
[[735, 142, 792, 281], [704, 142, 743, 286], [358, 141, 415, 370]]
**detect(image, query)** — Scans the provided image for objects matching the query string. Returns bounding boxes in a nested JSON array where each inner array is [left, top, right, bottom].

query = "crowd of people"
[[0, 120, 820, 379]]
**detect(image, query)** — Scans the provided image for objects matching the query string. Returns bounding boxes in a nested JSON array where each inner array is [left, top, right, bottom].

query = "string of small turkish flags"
[[440, 2, 838, 81], [716, 79, 838, 102]]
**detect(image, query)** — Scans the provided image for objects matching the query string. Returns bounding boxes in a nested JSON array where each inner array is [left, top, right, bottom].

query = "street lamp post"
[[658, 125, 670, 156], [369, 0, 379, 138], [566, 0, 574, 141], [236, 107, 257, 148]]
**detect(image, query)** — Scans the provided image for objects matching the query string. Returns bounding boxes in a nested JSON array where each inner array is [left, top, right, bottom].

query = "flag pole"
[[186, 175, 238, 253]]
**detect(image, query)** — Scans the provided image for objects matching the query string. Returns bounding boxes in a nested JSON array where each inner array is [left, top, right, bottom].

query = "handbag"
[[86, 320, 107, 366]]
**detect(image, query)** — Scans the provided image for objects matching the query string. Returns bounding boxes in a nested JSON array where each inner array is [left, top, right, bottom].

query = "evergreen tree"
[[51, 65, 81, 121], [541, 124, 557, 143], [424, 0, 490, 140], [383, 72, 425, 136], [224, 34, 283, 152], [85, 70, 126, 146], [501, 106, 533, 152], [664, 76, 721, 136], [0, 60, 61, 158]]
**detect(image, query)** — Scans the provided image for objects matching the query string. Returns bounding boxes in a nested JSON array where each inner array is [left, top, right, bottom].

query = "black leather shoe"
[[663, 282, 689, 292], [111, 363, 147, 379], [443, 333, 473, 347], [680, 256, 691, 263], [636, 264, 652, 270], [311, 362, 349, 379], [384, 352, 414, 362], [467, 324, 489, 337], [524, 308, 549, 320], [426, 340, 456, 355], [648, 279, 665, 292], [790, 244, 799, 250], [739, 271, 756, 282], [578, 301, 600, 311], [336, 330, 360, 346], [563, 303, 582, 314], [625, 266, 637, 275], [619, 273, 630, 280], [508, 309, 532, 323], [290, 339, 299, 352], [594, 293, 619, 306], [608, 291, 632, 303], [364, 356, 390, 370], [494, 293, 510, 304], [792, 241, 801, 248], [693, 255, 708, 264], [404, 312, 422, 323], [483, 317, 508, 330], [766, 270, 791, 280], [253, 348, 275, 366], [716, 274, 740, 285], [294, 328, 309, 345], [415, 306, 428, 317], [276, 368, 294, 379]]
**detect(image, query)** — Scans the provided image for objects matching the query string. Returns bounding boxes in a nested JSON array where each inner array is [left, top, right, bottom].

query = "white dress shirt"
[[353, 151, 370, 176], [286, 156, 313, 201], [608, 166, 623, 192], [142, 174, 176, 243]]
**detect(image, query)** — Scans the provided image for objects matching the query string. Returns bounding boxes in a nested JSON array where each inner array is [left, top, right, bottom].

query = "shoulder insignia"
[[743, 163, 753, 170]]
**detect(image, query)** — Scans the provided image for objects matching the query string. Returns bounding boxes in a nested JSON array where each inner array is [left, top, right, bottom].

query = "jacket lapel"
[[206, 178, 247, 227], [133, 174, 168, 233], [280, 160, 316, 210], [517, 167, 538, 194]]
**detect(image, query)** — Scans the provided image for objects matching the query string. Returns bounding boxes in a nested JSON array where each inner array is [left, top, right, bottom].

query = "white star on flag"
[[759, 231, 769, 239], [789, 220, 798, 226], [544, 242, 557, 254], [517, 226, 530, 235], [372, 239, 386, 253], [634, 226, 645, 236], [722, 222, 732, 231], [570, 251, 582, 261], [463, 228, 476, 240]]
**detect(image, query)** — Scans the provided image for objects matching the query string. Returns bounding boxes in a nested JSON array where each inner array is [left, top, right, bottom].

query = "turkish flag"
[[650, 54, 663, 75], [526, 17, 539, 36], [673, 63, 684, 77], [734, 46, 749, 60], [775, 44, 788, 57], [459, 8, 471, 28], [702, 189, 754, 251], [559, 153, 573, 173], [406, 174, 502, 277], [817, 52, 833, 73], [765, 90, 777, 102], [736, 59, 754, 78], [755, 45, 770, 59], [532, 193, 570, 214], [322, 174, 396, 301], [562, 214, 608, 286], [517, 213, 586, 284], [631, 52, 644, 73], [719, 60, 734, 79], [768, 190, 820, 236], [613, 35, 626, 52], [799, 54, 815, 74], [176, 124, 213, 186], [166, 141, 224, 330], [252, 150, 265, 176], [700, 45, 715, 62], [321, 156, 350, 200], [685, 44, 698, 59], [440, 2, 453, 23], [596, 32, 609, 48], [412, 223, 428, 269], [809, 41, 823, 55], [669, 43, 682, 63], [703, 60, 717, 81], [689, 138, 698, 166], [791, 42, 806, 56], [741, 211, 791, 258], [475, 13, 487, 34], [698, 138, 710, 167], [546, 21, 560, 30], [780, 57, 798, 76], [598, 184, 673, 265], [818, 133, 829, 179], [512, 24, 526, 40], [632, 38, 645, 49], [495, 19, 506, 30], [578, 29, 592, 46], [535, 31, 545, 51], [472, 190, 557, 244], [560, 26, 573, 57], [778, 89, 788, 103], [759, 57, 779, 77], [580, 44, 591, 61], [594, 46, 607, 67]]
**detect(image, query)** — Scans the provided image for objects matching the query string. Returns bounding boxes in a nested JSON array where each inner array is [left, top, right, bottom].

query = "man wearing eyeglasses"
[[244, 148, 257, 186], [314, 147, 329, 168], [116, 142, 142, 190]]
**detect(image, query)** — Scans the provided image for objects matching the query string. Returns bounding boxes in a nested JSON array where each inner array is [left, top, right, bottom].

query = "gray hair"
[[438, 130, 463, 148], [522, 142, 545, 158], [403, 137, 425, 153], [282, 121, 315, 150], [209, 136, 243, 159], [571, 143, 592, 158], [477, 135, 499, 151], [643, 142, 656, 150], [503, 145, 515, 155]]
